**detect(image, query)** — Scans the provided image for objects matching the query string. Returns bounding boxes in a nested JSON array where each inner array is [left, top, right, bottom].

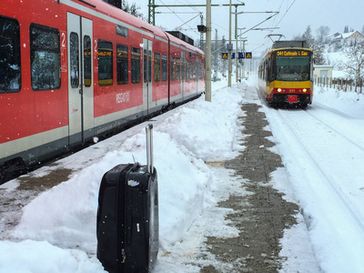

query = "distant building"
[[313, 64, 333, 80], [328, 31, 364, 49]]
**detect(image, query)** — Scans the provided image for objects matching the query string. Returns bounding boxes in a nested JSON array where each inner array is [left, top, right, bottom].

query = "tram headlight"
[[277, 88, 282, 93], [303, 88, 307, 93]]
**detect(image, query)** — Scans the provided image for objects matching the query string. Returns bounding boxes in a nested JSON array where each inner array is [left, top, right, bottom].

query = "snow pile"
[[1, 84, 243, 272], [0, 240, 104, 273], [158, 87, 242, 160]]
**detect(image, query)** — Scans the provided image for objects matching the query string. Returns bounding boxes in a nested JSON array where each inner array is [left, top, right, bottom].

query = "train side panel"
[[0, 1, 69, 165], [0, 0, 205, 181]]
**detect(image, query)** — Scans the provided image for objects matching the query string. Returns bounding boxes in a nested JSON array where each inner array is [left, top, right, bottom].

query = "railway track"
[[271, 108, 364, 233], [305, 110, 364, 152]]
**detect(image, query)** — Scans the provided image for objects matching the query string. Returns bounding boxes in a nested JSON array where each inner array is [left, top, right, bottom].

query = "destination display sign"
[[276, 50, 309, 57]]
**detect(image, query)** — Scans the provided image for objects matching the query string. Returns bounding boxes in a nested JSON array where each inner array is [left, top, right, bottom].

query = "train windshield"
[[275, 56, 311, 81]]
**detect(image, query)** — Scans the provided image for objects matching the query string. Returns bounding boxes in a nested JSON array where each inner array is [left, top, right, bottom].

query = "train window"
[[171, 58, 177, 80], [162, 55, 167, 81], [84, 36, 92, 87], [70, 32, 79, 88], [117, 44, 128, 84], [98, 40, 113, 86], [154, 53, 161, 82], [116, 25, 128, 37], [199, 61, 204, 79], [144, 49, 152, 83], [183, 61, 187, 81], [0, 16, 21, 93], [30, 24, 60, 90], [188, 61, 192, 80], [131, 47, 140, 83], [176, 61, 180, 81]]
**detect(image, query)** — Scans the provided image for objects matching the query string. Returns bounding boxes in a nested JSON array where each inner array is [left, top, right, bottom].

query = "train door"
[[67, 13, 94, 146], [143, 39, 153, 113]]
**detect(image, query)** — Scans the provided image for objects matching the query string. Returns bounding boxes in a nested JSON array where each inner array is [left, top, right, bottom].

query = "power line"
[[158, 0, 200, 35], [276, 0, 296, 26], [272, 0, 286, 26]]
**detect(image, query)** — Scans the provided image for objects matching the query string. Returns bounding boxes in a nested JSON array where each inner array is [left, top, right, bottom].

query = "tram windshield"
[[275, 56, 311, 81]]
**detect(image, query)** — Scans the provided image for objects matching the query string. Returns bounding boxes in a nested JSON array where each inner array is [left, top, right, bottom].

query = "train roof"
[[79, 0, 204, 55], [272, 40, 308, 48]]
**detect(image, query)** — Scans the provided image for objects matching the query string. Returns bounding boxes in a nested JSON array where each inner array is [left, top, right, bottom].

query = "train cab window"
[[0, 16, 21, 93], [98, 40, 113, 86], [30, 24, 60, 90], [70, 32, 79, 88], [154, 53, 161, 82], [117, 44, 128, 84], [84, 36, 92, 87], [162, 55, 167, 81], [131, 47, 140, 83]]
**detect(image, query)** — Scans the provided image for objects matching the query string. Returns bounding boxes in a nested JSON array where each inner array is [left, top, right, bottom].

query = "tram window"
[[117, 44, 128, 84], [162, 55, 167, 81], [154, 53, 161, 82], [0, 16, 21, 92], [70, 32, 79, 88], [131, 47, 140, 83], [84, 36, 92, 87], [275, 56, 311, 81], [98, 40, 113, 86], [30, 24, 60, 90]]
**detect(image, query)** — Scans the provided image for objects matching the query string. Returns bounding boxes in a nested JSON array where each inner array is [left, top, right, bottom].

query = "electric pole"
[[235, 4, 239, 83], [205, 0, 212, 102], [148, 0, 156, 25], [228, 0, 232, 87], [200, 13, 204, 50]]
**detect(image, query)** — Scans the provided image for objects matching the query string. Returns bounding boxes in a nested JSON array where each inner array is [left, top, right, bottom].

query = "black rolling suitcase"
[[97, 125, 159, 273]]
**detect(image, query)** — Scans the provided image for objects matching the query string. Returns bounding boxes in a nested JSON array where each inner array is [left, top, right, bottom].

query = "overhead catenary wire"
[[158, 0, 200, 35], [238, 13, 279, 38], [272, 0, 287, 26], [276, 0, 296, 26], [173, 13, 202, 30]]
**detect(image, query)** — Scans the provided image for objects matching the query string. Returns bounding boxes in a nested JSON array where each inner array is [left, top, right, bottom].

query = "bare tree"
[[302, 25, 314, 46], [122, 1, 144, 19], [298, 26, 325, 64], [343, 40, 364, 92], [316, 26, 330, 44]]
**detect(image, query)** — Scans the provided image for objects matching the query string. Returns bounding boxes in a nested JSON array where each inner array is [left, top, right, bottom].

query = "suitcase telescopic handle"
[[146, 124, 154, 174]]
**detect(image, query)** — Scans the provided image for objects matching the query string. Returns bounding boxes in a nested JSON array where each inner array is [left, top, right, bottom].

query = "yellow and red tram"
[[258, 41, 313, 108]]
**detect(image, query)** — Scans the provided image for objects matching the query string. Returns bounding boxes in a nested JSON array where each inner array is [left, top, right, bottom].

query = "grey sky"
[[138, 0, 364, 55]]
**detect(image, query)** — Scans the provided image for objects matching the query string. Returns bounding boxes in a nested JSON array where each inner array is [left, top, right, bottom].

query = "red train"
[[0, 0, 205, 182]]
